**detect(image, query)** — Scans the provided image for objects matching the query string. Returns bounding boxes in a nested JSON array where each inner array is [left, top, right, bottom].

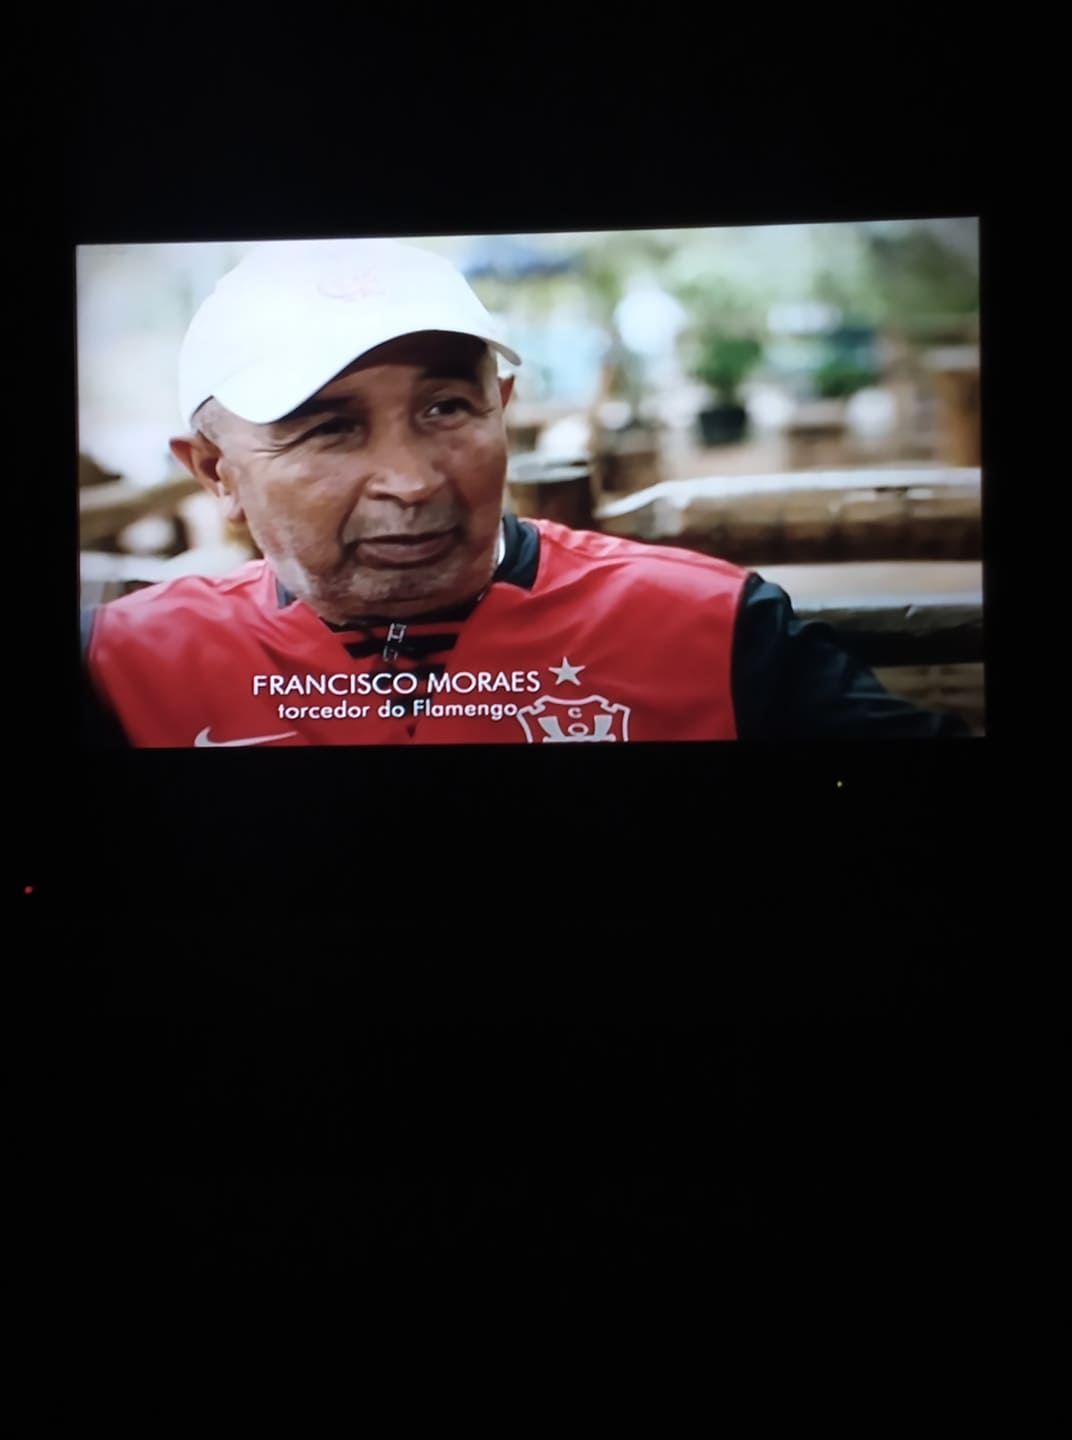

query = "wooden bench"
[[596, 467, 981, 564], [79, 471, 203, 550], [758, 560, 985, 732]]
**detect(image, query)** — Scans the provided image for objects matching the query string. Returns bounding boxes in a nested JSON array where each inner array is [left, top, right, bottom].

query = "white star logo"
[[549, 656, 586, 686]]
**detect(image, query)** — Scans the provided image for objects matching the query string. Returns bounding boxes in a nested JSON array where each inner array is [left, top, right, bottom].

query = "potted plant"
[[812, 353, 880, 401], [691, 330, 764, 446], [782, 342, 883, 470]]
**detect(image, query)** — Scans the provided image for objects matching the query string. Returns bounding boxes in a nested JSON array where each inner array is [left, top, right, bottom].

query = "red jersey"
[[84, 517, 750, 747]]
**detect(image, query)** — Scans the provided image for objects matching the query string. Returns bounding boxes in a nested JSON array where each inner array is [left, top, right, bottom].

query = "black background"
[[15, 15, 1031, 1308]]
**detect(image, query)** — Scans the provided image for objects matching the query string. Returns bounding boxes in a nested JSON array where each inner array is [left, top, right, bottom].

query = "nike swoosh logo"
[[194, 727, 298, 748]]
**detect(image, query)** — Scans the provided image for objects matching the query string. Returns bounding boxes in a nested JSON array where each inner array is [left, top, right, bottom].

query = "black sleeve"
[[731, 574, 972, 740], [81, 607, 131, 749]]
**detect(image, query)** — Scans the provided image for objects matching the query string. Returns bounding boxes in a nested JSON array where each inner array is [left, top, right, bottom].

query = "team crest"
[[515, 694, 631, 743]]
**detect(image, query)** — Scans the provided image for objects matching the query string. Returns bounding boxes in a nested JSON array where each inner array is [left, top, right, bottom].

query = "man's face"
[[172, 332, 514, 622]]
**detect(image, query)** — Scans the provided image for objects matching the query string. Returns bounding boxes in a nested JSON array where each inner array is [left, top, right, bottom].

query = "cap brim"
[[206, 325, 522, 426]]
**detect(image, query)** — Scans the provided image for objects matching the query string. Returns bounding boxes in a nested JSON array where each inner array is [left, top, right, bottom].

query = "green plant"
[[692, 332, 763, 403], [813, 354, 880, 399]]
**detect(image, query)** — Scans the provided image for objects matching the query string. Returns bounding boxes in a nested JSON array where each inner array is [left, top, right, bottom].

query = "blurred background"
[[77, 219, 983, 731]]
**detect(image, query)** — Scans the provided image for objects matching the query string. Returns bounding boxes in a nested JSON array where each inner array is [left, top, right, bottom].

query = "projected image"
[[78, 221, 982, 746]]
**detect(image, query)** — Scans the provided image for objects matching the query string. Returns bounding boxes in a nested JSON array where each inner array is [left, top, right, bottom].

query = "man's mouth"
[[351, 528, 460, 568]]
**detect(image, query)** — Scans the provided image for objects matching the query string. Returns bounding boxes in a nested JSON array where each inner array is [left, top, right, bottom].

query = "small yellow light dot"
[[836, 780, 844, 788]]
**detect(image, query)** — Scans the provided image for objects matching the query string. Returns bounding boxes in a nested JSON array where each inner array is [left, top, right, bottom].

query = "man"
[[81, 238, 968, 746]]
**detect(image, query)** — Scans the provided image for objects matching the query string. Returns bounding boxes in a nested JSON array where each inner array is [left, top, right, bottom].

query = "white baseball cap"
[[178, 238, 523, 428]]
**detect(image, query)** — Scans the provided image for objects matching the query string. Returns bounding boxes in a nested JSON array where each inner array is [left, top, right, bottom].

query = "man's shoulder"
[[93, 559, 274, 623], [530, 518, 750, 590]]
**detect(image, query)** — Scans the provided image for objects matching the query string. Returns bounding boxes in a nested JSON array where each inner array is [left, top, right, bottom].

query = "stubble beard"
[[272, 530, 499, 623]]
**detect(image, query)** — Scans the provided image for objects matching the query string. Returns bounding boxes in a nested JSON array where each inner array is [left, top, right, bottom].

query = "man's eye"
[[426, 397, 474, 419], [302, 417, 356, 441]]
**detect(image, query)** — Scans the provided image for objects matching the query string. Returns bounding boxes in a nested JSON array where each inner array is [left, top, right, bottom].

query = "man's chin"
[[317, 557, 485, 622]]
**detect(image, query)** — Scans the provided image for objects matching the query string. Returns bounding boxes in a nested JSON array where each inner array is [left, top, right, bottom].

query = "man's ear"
[[498, 374, 516, 409], [169, 434, 246, 524]]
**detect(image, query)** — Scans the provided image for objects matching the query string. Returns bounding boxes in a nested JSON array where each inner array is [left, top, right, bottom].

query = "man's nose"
[[361, 433, 446, 506]]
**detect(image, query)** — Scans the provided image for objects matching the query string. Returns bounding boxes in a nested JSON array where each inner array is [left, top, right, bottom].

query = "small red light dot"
[[24, 885, 33, 894]]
